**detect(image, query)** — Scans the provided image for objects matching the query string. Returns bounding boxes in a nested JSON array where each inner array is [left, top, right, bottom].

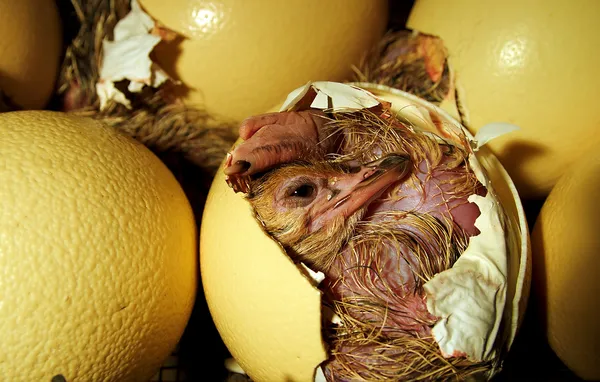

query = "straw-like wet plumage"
[[225, 107, 492, 380]]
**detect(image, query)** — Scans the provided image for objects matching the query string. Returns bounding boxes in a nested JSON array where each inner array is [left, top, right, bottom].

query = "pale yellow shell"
[[407, 0, 600, 198]]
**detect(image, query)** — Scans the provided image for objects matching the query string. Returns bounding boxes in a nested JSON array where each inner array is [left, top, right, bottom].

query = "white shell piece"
[[280, 81, 381, 112], [474, 123, 521, 150], [299, 262, 325, 285], [224, 358, 246, 375], [314, 366, 327, 382], [96, 0, 170, 110], [424, 190, 507, 361]]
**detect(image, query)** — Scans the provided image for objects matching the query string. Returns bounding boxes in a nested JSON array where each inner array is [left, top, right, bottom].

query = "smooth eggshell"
[[531, 148, 600, 380], [140, 0, 388, 122], [200, 172, 327, 381], [200, 84, 530, 381], [407, 0, 600, 198], [0, 0, 62, 109]]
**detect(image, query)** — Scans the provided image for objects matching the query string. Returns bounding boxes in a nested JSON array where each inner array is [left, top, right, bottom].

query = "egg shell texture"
[[532, 148, 600, 380], [140, 0, 389, 121], [200, 168, 327, 382], [407, 0, 600, 198], [0, 111, 197, 381]]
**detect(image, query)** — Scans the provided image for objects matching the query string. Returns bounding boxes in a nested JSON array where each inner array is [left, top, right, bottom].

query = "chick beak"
[[310, 154, 411, 231]]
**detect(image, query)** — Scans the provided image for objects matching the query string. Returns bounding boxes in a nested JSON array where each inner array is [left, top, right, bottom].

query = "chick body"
[[225, 108, 490, 380]]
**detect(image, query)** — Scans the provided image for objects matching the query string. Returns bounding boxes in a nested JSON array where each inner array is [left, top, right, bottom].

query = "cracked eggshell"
[[356, 83, 531, 359], [406, 0, 600, 198], [199, 84, 530, 381], [138, 0, 388, 122], [0, 0, 62, 109]]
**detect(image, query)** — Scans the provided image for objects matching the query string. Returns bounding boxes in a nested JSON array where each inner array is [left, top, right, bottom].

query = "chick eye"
[[281, 180, 318, 208], [289, 184, 315, 199]]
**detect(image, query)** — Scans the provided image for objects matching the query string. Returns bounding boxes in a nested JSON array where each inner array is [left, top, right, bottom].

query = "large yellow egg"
[[531, 148, 600, 380], [139, 0, 388, 122], [0, 0, 62, 109], [406, 0, 600, 198], [0, 111, 197, 380], [200, 84, 530, 381]]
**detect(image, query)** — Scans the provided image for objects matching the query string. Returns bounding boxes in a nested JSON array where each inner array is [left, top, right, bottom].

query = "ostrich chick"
[[224, 108, 491, 381]]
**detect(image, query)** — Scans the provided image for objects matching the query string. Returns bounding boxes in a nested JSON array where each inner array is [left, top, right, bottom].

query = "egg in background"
[[0, 0, 62, 109], [139, 0, 389, 122], [406, 0, 600, 199], [531, 147, 600, 381], [200, 84, 530, 381]]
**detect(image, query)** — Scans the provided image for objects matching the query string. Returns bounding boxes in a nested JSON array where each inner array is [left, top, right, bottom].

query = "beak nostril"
[[224, 160, 251, 176], [237, 160, 251, 171]]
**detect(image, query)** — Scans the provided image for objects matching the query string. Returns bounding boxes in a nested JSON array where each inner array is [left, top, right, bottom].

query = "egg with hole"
[[0, 0, 62, 110], [531, 146, 600, 380], [200, 83, 530, 381], [406, 0, 600, 198], [139, 0, 388, 122]]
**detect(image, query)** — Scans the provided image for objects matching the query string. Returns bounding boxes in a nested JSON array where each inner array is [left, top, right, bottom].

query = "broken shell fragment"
[[96, 0, 175, 110]]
